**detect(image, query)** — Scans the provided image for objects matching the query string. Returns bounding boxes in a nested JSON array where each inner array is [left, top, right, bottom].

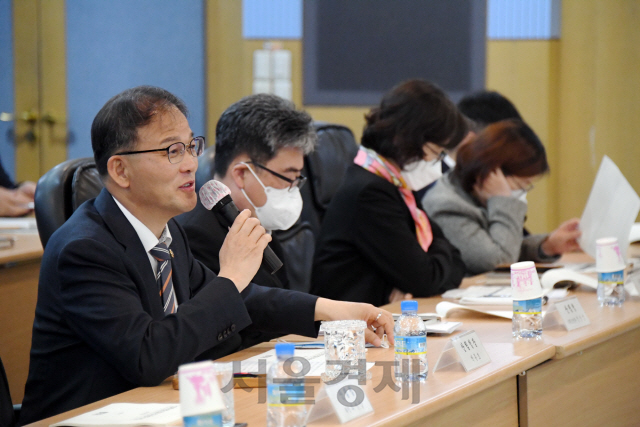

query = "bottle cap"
[[275, 343, 295, 357], [596, 237, 626, 272], [401, 300, 418, 312], [510, 261, 542, 300]]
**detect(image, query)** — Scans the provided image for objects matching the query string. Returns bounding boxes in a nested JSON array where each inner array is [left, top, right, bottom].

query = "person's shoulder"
[[44, 198, 118, 260], [423, 173, 476, 214]]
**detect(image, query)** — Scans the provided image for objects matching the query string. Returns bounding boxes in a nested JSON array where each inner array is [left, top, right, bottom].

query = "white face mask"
[[240, 163, 303, 231], [401, 159, 443, 191], [511, 189, 528, 204]]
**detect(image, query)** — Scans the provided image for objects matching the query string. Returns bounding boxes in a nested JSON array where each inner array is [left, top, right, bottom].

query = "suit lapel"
[[94, 189, 164, 317]]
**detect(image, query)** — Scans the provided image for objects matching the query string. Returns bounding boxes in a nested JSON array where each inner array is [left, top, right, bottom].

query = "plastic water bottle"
[[267, 343, 308, 427], [596, 237, 626, 306], [394, 300, 427, 381], [511, 261, 543, 339]]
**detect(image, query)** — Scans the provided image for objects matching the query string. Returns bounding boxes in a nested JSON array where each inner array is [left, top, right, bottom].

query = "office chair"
[[195, 144, 216, 192], [299, 122, 358, 238], [275, 221, 315, 293], [1, 355, 18, 427], [34, 158, 103, 248]]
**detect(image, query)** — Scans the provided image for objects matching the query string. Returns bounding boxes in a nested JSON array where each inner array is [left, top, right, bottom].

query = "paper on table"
[[424, 321, 462, 334], [435, 301, 512, 319], [237, 349, 374, 377], [579, 156, 640, 261], [0, 217, 37, 229], [49, 403, 182, 427]]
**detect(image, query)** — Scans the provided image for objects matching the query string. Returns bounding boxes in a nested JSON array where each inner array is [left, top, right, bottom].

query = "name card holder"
[[306, 378, 374, 424], [543, 296, 591, 331], [434, 330, 491, 373]]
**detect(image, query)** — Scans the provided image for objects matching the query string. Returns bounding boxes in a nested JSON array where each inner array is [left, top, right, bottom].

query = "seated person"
[[422, 119, 581, 275], [0, 156, 36, 217], [20, 86, 394, 424], [311, 79, 467, 307], [177, 94, 315, 349], [178, 93, 315, 291]]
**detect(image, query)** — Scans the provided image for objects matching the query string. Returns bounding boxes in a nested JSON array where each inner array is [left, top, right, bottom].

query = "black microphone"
[[199, 180, 283, 274]]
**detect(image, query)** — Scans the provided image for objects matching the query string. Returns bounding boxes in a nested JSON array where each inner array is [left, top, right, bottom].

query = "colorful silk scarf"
[[354, 146, 433, 251]]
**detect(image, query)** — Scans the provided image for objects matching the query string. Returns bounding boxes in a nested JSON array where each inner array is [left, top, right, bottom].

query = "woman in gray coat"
[[422, 119, 581, 275]]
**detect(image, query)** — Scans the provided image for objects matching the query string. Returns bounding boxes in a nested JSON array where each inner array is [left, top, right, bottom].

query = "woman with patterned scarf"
[[311, 79, 467, 307]]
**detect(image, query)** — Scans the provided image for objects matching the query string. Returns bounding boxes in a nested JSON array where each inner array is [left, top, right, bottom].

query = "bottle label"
[[598, 270, 624, 286], [267, 380, 306, 406], [183, 413, 223, 427], [513, 298, 542, 315], [394, 335, 427, 356]]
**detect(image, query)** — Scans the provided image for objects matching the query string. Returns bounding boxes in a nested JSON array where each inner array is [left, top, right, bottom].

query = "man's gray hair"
[[214, 94, 316, 176]]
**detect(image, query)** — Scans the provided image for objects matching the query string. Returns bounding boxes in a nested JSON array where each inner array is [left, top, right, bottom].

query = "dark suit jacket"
[[311, 165, 466, 307], [0, 156, 16, 189], [177, 200, 290, 349], [177, 200, 290, 290], [20, 189, 318, 424]]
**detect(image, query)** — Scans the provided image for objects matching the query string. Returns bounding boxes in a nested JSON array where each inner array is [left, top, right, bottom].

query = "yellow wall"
[[207, 0, 640, 233], [488, 0, 640, 231], [486, 40, 559, 234]]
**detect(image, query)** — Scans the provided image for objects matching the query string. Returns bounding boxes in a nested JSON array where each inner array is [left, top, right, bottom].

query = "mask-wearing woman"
[[310, 79, 468, 307], [422, 119, 581, 275]]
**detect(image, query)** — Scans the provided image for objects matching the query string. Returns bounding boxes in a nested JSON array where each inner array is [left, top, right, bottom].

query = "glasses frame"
[[425, 144, 447, 165], [115, 136, 205, 164], [248, 161, 307, 191]]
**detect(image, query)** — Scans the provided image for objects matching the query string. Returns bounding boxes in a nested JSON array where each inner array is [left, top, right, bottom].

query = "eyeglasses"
[[516, 181, 535, 193], [425, 144, 447, 165], [248, 161, 307, 191], [115, 136, 205, 164]]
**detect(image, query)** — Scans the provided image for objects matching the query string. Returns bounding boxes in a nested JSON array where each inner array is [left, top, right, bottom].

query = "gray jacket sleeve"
[[430, 194, 527, 275], [521, 234, 561, 263]]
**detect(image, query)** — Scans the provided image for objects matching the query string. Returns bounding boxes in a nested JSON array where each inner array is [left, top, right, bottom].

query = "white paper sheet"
[[0, 217, 37, 229], [50, 403, 181, 427], [237, 349, 373, 377], [579, 156, 640, 260]]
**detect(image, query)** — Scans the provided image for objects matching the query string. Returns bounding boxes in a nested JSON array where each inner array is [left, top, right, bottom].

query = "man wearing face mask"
[[177, 94, 314, 295]]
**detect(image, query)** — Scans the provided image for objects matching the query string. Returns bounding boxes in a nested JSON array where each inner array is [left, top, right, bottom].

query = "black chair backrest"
[[274, 221, 315, 293], [1, 356, 16, 427], [34, 158, 103, 248], [300, 122, 358, 237], [195, 144, 216, 193]]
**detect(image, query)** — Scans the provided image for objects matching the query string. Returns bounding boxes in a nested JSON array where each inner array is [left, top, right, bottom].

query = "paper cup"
[[179, 360, 225, 419], [596, 237, 625, 273], [510, 261, 542, 300]]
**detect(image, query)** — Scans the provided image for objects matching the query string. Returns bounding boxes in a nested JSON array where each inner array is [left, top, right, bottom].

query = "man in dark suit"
[[20, 86, 393, 424], [177, 94, 316, 291]]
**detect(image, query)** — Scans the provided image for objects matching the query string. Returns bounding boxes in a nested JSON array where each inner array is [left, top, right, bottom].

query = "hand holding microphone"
[[199, 180, 284, 287]]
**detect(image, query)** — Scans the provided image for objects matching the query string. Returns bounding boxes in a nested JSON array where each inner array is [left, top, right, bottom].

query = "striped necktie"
[[150, 242, 176, 315]]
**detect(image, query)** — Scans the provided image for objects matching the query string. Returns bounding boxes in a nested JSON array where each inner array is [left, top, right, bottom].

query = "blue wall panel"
[[0, 0, 15, 179], [66, 0, 206, 160], [488, 0, 561, 40], [243, 0, 302, 39]]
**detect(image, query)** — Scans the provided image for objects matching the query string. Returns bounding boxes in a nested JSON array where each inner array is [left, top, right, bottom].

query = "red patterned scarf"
[[354, 146, 433, 251]]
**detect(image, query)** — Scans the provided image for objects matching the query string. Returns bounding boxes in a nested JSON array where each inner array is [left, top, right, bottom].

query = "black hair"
[[361, 79, 467, 169], [457, 90, 522, 129], [213, 94, 316, 177], [91, 85, 188, 177]]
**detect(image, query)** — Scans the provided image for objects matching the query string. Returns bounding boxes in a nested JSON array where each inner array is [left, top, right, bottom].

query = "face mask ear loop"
[[239, 161, 267, 210]]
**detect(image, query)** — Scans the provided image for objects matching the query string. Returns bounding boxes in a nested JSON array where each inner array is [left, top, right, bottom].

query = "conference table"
[[0, 228, 42, 405], [24, 246, 640, 427]]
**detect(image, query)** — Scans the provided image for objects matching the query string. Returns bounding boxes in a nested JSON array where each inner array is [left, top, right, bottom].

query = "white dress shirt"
[[113, 196, 178, 308]]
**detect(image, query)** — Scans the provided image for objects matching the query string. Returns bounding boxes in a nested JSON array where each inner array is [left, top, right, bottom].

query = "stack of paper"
[[50, 403, 182, 427]]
